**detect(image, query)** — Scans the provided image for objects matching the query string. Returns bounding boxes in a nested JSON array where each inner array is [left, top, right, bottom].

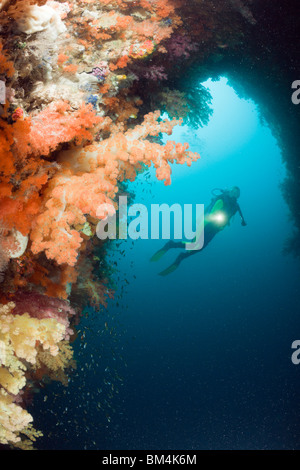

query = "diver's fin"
[[150, 248, 168, 263], [158, 261, 179, 277]]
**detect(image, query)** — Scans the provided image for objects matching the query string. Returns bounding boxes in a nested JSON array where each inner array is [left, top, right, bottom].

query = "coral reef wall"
[[0, 0, 200, 448]]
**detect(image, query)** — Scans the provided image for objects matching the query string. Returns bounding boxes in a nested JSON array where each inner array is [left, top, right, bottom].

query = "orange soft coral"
[[30, 112, 199, 266], [0, 42, 14, 77], [0, 121, 14, 197], [30, 169, 116, 265], [0, 102, 103, 237], [13, 101, 102, 159]]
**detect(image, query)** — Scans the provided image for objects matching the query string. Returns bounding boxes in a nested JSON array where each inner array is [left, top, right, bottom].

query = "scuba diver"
[[151, 186, 247, 276]]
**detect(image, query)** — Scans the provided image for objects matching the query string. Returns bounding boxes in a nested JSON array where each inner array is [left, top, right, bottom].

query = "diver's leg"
[[158, 223, 221, 275], [150, 240, 184, 262]]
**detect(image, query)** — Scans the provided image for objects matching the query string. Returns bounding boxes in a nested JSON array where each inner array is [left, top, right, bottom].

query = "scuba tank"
[[211, 188, 228, 197], [211, 188, 223, 196], [208, 188, 226, 211]]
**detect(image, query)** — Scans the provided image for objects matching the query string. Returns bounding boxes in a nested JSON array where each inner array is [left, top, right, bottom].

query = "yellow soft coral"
[[36, 340, 74, 372], [0, 302, 68, 448], [35, 340, 75, 386], [0, 306, 66, 364], [0, 390, 33, 445], [0, 389, 43, 449]]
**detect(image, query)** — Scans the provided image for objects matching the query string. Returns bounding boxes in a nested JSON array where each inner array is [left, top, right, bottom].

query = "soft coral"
[[13, 101, 102, 158], [30, 112, 199, 266], [0, 102, 102, 237]]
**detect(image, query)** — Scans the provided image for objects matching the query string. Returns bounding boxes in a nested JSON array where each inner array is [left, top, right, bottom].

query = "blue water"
[[34, 78, 300, 450]]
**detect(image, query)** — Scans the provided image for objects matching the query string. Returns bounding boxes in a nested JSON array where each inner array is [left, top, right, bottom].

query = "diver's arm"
[[237, 204, 247, 226]]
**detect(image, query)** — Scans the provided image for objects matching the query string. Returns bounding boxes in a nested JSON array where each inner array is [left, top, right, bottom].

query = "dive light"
[[207, 211, 227, 225]]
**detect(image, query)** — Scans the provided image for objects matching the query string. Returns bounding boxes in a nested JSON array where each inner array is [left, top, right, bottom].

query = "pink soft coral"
[[167, 34, 199, 59], [11, 291, 76, 340], [143, 65, 168, 81]]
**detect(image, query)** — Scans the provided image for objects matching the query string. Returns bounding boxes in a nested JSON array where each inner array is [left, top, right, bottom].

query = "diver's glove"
[[241, 220, 247, 226]]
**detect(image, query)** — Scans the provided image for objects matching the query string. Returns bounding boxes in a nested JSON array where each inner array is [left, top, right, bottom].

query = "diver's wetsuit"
[[152, 191, 246, 276]]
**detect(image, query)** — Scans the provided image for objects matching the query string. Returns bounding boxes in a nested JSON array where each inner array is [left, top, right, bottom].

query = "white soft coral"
[[16, 3, 66, 37]]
